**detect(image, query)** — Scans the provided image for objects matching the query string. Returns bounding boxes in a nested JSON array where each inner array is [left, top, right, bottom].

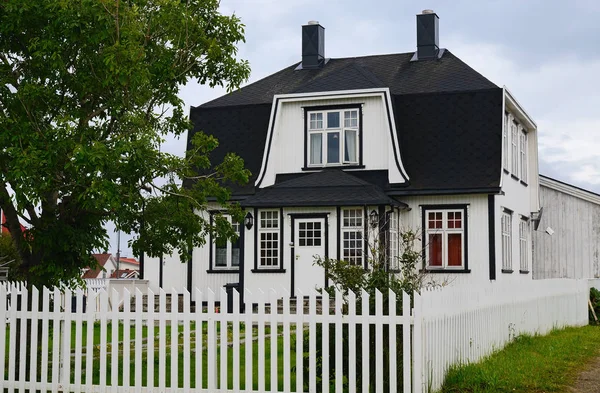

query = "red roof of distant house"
[[118, 257, 139, 265], [82, 253, 114, 279]]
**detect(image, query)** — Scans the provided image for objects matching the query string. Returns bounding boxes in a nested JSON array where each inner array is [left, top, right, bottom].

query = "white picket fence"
[[415, 279, 589, 392], [0, 279, 590, 393], [0, 284, 414, 393]]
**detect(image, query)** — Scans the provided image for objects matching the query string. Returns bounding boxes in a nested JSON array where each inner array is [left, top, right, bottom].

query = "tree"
[[0, 0, 251, 288]]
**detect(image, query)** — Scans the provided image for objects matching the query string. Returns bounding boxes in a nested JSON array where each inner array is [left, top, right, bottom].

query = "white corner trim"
[[254, 88, 410, 187], [503, 87, 537, 130], [540, 176, 600, 206]]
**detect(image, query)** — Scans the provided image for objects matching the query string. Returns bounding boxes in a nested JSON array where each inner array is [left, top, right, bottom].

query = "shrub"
[[590, 287, 600, 324]]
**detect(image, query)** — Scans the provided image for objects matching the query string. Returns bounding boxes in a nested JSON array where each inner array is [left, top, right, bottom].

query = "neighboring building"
[[83, 253, 118, 279], [146, 11, 541, 300], [533, 175, 600, 279], [116, 257, 140, 273], [111, 269, 140, 279]]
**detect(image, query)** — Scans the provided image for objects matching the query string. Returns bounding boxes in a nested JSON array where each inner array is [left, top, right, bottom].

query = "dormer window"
[[306, 106, 361, 168]]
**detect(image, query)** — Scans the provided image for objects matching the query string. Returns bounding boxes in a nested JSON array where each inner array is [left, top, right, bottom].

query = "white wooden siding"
[[399, 194, 490, 286], [260, 94, 406, 188], [533, 183, 600, 279]]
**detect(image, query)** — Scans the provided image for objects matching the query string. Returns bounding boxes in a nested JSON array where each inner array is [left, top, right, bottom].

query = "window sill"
[[420, 268, 471, 274], [520, 180, 528, 187], [302, 165, 365, 171], [251, 268, 286, 274], [519, 270, 530, 274], [206, 269, 239, 274], [502, 269, 514, 274], [510, 174, 519, 181]]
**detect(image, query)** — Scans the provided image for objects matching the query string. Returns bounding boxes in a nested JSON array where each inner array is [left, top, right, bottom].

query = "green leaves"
[[0, 0, 251, 287]]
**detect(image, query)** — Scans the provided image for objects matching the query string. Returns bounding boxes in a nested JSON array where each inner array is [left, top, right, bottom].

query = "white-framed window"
[[387, 209, 399, 270], [511, 121, 519, 175], [424, 208, 466, 269], [214, 216, 240, 269], [341, 208, 363, 266], [259, 210, 279, 268], [501, 211, 512, 271], [519, 219, 528, 272], [503, 112, 509, 170], [308, 108, 359, 166], [520, 130, 528, 183]]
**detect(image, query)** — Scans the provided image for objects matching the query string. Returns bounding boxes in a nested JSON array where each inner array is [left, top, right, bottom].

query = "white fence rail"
[[0, 284, 414, 393], [414, 279, 589, 392]]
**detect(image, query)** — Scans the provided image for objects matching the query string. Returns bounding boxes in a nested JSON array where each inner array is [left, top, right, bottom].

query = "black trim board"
[[420, 204, 470, 272], [158, 255, 164, 289], [488, 194, 496, 280]]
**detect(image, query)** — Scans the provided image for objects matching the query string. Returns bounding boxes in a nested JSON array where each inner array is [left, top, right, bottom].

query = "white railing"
[[83, 278, 109, 294], [414, 279, 589, 392], [0, 284, 414, 393]]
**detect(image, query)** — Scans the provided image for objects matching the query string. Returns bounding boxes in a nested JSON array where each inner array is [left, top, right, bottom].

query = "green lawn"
[[441, 325, 600, 393], [4, 321, 297, 390]]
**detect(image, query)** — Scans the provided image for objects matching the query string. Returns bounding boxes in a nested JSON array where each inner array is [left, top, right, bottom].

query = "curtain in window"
[[310, 134, 322, 165], [428, 234, 442, 266], [344, 130, 357, 163], [447, 234, 462, 266]]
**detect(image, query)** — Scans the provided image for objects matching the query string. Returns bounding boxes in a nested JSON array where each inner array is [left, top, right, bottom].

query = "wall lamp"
[[369, 210, 379, 228], [244, 212, 254, 230]]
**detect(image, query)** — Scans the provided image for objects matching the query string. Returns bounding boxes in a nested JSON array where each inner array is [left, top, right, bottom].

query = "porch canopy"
[[240, 170, 407, 208]]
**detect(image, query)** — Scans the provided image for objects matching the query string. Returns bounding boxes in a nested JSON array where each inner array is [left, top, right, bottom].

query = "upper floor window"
[[520, 130, 528, 183], [511, 121, 518, 175], [307, 108, 360, 167], [503, 112, 509, 171]]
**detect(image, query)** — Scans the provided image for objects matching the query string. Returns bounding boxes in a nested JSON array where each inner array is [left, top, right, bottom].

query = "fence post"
[[412, 292, 423, 393]]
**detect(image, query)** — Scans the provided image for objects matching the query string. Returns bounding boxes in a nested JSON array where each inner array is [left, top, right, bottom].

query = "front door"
[[293, 218, 326, 295]]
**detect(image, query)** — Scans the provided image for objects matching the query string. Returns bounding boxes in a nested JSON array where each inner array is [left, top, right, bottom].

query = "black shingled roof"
[[189, 49, 504, 196], [199, 51, 497, 108], [241, 170, 406, 208]]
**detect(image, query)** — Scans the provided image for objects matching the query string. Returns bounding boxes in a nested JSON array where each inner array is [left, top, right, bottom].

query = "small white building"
[[533, 175, 600, 279]]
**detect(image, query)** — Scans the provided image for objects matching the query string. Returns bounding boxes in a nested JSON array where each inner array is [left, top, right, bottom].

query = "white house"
[[145, 11, 541, 301]]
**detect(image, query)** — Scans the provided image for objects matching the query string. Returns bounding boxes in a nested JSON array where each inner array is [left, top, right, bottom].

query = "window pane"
[[344, 110, 358, 127], [327, 132, 340, 163], [327, 112, 340, 128], [231, 249, 240, 266], [215, 249, 227, 267], [310, 113, 323, 129], [310, 133, 322, 165], [428, 234, 442, 266], [344, 130, 357, 163], [447, 234, 462, 266]]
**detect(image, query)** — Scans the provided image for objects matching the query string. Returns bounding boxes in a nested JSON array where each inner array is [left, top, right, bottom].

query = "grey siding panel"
[[533, 185, 600, 279]]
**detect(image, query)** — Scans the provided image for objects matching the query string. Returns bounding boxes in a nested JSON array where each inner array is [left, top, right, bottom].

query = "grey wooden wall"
[[533, 184, 600, 279]]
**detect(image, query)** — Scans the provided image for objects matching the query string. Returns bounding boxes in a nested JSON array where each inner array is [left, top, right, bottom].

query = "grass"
[[4, 320, 297, 390], [440, 325, 600, 393]]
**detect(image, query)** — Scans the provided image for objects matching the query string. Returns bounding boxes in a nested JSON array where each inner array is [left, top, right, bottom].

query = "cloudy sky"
[[109, 0, 600, 256]]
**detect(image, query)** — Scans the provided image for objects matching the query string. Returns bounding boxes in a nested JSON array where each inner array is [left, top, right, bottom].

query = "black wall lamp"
[[369, 210, 379, 227], [244, 212, 254, 230]]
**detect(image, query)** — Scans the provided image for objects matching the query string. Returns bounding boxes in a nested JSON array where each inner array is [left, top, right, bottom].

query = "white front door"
[[293, 218, 326, 295]]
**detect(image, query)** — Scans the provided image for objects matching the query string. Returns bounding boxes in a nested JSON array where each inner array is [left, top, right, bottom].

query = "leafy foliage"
[[0, 0, 251, 287], [590, 287, 600, 324]]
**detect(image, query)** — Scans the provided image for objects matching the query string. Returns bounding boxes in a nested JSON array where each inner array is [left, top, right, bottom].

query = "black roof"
[[189, 49, 504, 197], [240, 170, 406, 208], [199, 51, 497, 108]]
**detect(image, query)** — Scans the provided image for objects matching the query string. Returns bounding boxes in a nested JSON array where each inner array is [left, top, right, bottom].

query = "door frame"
[[289, 213, 329, 298]]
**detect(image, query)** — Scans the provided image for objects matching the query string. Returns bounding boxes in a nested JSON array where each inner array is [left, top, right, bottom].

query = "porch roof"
[[240, 170, 407, 208]]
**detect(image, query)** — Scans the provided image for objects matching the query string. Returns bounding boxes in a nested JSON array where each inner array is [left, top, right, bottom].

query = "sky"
[[107, 0, 600, 257]]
